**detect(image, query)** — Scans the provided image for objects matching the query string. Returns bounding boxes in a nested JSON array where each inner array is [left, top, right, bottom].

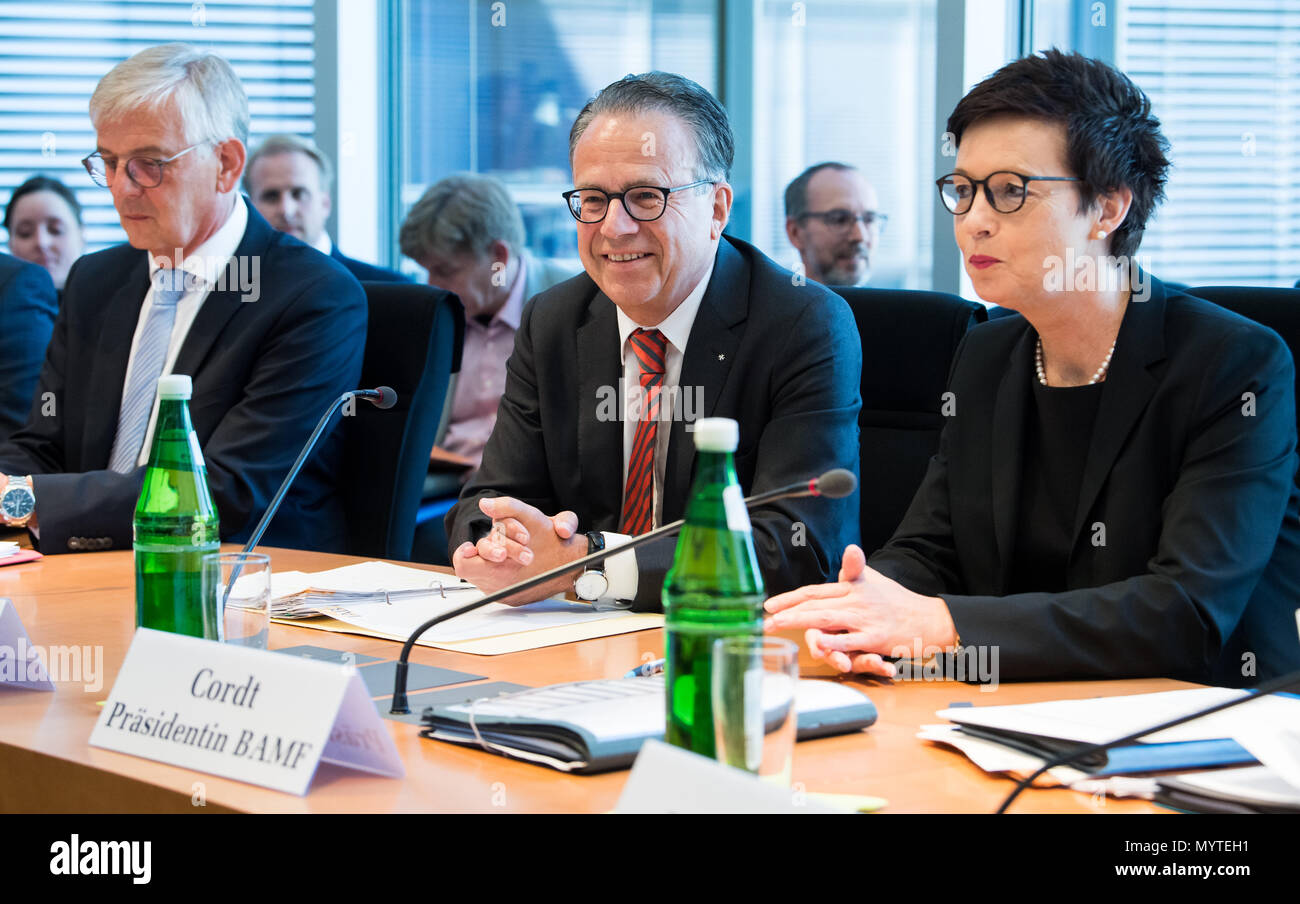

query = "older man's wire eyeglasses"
[[562, 181, 715, 224], [936, 171, 1081, 215], [81, 142, 208, 189], [799, 209, 888, 233]]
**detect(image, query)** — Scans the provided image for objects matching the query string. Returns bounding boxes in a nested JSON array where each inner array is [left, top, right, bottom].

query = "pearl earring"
[[1095, 229, 1108, 240]]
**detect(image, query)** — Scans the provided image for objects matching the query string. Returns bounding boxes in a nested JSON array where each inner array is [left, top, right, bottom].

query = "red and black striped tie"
[[620, 328, 668, 535]]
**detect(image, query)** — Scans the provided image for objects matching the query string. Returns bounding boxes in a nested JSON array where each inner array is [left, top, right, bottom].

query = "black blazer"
[[447, 235, 863, 610], [0, 253, 57, 440], [0, 203, 367, 554], [869, 277, 1300, 687]]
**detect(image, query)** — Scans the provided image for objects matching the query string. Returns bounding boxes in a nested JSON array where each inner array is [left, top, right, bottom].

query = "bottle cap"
[[692, 417, 739, 452], [157, 374, 192, 400]]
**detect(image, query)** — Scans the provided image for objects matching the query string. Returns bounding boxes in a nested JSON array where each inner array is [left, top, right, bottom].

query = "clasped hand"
[[763, 544, 957, 677], [451, 496, 586, 605]]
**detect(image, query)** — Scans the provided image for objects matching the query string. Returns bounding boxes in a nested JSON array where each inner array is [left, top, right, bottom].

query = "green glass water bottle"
[[133, 374, 221, 638], [662, 416, 765, 756]]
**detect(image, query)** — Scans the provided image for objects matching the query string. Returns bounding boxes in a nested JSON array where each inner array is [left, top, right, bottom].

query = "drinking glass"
[[203, 552, 271, 649], [710, 636, 799, 784]]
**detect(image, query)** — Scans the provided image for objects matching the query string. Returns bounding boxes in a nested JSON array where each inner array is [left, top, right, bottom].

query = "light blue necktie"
[[108, 268, 190, 473]]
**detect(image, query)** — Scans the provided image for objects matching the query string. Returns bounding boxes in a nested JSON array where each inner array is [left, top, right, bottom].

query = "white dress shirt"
[[123, 195, 248, 467], [601, 260, 715, 603]]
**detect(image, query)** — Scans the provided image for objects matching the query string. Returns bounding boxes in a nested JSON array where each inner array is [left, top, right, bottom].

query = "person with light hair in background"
[[399, 172, 573, 471], [0, 43, 366, 554], [245, 132, 407, 283]]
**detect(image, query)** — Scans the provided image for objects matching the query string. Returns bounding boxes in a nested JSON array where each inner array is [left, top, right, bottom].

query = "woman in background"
[[5, 174, 85, 296]]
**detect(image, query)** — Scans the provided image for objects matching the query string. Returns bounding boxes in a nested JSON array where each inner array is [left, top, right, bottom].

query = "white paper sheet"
[[1232, 725, 1300, 792], [313, 594, 631, 643], [937, 687, 1298, 745]]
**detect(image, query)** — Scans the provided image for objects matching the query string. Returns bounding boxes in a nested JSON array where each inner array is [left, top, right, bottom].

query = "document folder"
[[420, 675, 877, 773]]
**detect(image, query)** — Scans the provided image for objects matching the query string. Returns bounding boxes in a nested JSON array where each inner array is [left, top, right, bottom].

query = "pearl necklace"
[[1035, 337, 1116, 387]]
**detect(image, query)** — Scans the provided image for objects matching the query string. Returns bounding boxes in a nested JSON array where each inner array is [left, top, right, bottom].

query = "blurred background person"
[[245, 132, 407, 283], [0, 251, 56, 440], [784, 162, 883, 287], [399, 172, 572, 472], [4, 174, 86, 296], [400, 172, 573, 565]]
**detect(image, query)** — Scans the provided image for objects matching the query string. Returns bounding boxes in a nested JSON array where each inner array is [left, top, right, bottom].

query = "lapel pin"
[[717, 353, 726, 362]]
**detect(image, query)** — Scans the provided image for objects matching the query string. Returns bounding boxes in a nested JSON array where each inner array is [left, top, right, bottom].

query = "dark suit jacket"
[[447, 235, 862, 610], [331, 245, 409, 283], [0, 253, 57, 441], [0, 203, 367, 554], [869, 277, 1300, 687]]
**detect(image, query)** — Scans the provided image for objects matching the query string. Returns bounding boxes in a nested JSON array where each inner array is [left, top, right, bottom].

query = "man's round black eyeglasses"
[[562, 181, 714, 223]]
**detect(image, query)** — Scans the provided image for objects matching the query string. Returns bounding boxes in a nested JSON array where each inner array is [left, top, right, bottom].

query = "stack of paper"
[[0, 541, 42, 567], [267, 560, 662, 654], [923, 688, 1300, 801], [1158, 765, 1300, 813], [269, 563, 476, 618]]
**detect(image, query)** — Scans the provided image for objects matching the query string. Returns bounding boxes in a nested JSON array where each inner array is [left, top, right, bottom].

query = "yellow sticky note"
[[806, 792, 887, 813]]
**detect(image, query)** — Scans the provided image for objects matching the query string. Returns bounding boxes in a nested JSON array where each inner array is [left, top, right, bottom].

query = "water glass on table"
[[203, 552, 271, 649], [710, 635, 799, 785]]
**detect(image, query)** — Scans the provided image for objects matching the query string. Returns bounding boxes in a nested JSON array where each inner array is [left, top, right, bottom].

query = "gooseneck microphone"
[[388, 468, 857, 714], [239, 387, 397, 555], [351, 386, 397, 410], [995, 668, 1300, 813], [743, 469, 858, 508]]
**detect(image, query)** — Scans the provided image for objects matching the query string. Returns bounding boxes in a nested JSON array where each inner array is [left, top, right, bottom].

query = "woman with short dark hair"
[[766, 50, 1300, 687]]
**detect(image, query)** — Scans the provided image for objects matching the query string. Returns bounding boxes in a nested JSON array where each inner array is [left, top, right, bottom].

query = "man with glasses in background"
[[784, 162, 884, 287], [0, 43, 365, 554], [446, 72, 861, 610]]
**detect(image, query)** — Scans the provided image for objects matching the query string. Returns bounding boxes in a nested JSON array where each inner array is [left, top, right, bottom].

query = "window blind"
[[0, 0, 316, 253], [1120, 0, 1300, 286]]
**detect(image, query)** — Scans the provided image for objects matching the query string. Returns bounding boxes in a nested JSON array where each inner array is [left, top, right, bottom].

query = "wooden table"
[[0, 546, 1182, 813]]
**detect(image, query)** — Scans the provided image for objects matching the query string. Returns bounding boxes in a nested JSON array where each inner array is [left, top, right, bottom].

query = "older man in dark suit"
[[0, 253, 57, 441], [446, 72, 861, 610], [0, 43, 365, 554]]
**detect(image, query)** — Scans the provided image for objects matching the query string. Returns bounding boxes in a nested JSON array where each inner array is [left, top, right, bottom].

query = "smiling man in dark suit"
[[0, 43, 365, 554], [446, 72, 861, 610]]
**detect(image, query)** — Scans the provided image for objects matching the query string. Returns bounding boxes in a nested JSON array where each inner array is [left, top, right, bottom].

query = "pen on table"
[[624, 658, 666, 679]]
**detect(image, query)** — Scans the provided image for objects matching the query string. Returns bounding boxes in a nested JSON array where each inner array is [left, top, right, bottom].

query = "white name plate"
[[615, 740, 840, 814], [0, 598, 54, 691], [89, 628, 404, 796]]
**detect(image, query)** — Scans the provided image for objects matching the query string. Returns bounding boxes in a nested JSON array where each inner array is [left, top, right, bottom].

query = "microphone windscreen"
[[371, 386, 397, 410], [816, 468, 857, 498]]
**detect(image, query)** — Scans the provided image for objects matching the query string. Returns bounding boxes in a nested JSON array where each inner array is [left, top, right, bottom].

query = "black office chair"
[[834, 287, 987, 554], [1187, 286, 1300, 481], [338, 282, 464, 561], [1186, 286, 1300, 354]]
